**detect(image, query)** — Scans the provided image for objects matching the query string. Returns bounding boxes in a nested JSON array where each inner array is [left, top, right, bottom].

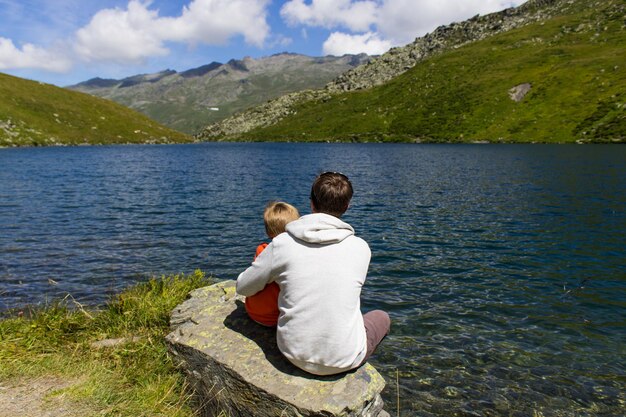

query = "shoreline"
[[1, 138, 624, 149]]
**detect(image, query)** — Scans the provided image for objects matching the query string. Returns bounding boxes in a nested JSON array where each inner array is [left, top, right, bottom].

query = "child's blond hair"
[[264, 201, 300, 238]]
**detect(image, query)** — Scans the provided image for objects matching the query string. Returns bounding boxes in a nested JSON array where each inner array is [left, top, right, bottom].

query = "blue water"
[[1, 143, 624, 416]]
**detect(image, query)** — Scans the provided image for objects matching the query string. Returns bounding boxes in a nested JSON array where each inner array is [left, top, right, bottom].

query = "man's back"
[[237, 213, 371, 375], [274, 213, 370, 375]]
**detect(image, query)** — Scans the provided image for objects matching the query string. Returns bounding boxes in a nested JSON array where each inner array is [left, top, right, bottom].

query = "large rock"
[[166, 281, 387, 417]]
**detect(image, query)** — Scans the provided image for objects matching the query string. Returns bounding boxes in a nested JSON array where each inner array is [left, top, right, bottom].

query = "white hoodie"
[[236, 213, 371, 375]]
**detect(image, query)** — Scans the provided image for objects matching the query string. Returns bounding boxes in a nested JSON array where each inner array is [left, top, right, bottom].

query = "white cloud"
[[0, 37, 71, 72], [282, 0, 525, 55], [377, 0, 523, 45], [323, 31, 391, 56], [75, 1, 168, 63], [162, 0, 270, 47], [269, 34, 294, 48], [281, 0, 378, 32], [75, 0, 271, 63]]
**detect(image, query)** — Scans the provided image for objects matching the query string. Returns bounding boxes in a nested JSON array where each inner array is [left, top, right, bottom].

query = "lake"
[[1, 143, 624, 416]]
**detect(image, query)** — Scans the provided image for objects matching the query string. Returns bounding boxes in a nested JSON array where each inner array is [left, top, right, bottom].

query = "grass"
[[235, 0, 625, 143], [0, 270, 212, 416], [0, 72, 193, 147]]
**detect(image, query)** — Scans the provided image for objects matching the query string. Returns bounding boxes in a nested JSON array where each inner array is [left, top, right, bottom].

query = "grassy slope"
[[0, 271, 212, 416], [240, 1, 625, 143], [0, 73, 192, 147]]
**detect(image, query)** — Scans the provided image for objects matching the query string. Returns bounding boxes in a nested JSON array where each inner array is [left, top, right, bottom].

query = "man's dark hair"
[[310, 172, 353, 217]]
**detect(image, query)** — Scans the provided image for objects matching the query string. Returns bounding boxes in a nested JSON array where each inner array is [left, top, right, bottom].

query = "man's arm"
[[236, 243, 274, 296]]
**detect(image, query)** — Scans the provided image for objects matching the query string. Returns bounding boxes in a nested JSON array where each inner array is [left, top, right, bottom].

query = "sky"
[[0, 0, 524, 86]]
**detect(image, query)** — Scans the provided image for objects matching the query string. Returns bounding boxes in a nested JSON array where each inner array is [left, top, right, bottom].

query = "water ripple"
[[1, 143, 625, 416]]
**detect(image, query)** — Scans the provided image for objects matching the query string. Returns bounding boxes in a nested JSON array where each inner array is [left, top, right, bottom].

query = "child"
[[244, 201, 300, 326]]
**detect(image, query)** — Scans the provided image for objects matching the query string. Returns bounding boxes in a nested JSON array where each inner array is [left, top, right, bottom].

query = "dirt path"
[[0, 376, 93, 417]]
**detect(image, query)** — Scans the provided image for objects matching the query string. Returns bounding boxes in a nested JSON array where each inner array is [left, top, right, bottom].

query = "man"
[[237, 172, 390, 375]]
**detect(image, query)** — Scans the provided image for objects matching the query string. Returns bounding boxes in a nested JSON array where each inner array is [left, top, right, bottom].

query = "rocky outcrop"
[[197, 89, 330, 141], [509, 83, 532, 102], [166, 281, 387, 417], [196, 0, 574, 140]]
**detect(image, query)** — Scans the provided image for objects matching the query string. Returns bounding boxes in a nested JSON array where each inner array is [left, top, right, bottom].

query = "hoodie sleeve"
[[236, 243, 274, 296]]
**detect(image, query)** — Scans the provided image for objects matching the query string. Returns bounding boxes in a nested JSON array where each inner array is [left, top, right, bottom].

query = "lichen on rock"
[[166, 281, 387, 417]]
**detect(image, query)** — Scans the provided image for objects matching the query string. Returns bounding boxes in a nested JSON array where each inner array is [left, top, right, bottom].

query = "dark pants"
[[361, 310, 391, 364]]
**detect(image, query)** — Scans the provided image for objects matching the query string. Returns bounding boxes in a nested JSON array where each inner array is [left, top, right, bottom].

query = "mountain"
[[198, 0, 625, 144], [0, 72, 191, 147], [68, 53, 372, 135]]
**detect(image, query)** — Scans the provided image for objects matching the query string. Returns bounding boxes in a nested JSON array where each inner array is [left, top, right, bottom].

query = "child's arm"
[[254, 242, 268, 260], [236, 243, 274, 296]]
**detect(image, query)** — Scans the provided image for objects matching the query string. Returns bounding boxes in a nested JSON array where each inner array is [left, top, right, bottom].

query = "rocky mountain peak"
[[180, 62, 222, 78]]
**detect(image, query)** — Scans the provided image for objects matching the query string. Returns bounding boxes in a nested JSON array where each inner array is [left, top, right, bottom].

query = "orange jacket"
[[244, 243, 279, 326]]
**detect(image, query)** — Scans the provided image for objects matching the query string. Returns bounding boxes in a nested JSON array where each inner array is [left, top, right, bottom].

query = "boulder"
[[508, 83, 532, 102], [166, 281, 388, 417]]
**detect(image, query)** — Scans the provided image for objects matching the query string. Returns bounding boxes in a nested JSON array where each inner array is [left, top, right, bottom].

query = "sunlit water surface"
[[1, 143, 624, 416]]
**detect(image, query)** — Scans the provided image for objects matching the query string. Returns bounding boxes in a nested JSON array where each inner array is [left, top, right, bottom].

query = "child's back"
[[244, 202, 299, 326]]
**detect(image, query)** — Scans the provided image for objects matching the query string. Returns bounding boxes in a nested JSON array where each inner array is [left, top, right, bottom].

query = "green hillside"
[[0, 73, 192, 147], [232, 0, 625, 143]]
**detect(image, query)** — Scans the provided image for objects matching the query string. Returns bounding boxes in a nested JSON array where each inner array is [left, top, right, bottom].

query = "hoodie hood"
[[286, 213, 354, 244]]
